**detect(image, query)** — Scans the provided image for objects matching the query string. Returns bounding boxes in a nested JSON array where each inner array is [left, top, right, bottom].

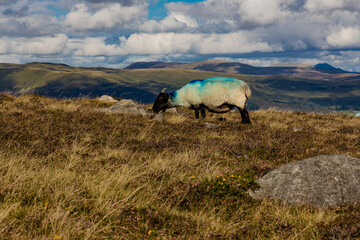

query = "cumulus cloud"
[[2, 5, 29, 16], [64, 3, 147, 32], [0, 31, 279, 58], [140, 12, 198, 33], [120, 32, 281, 55], [66, 37, 124, 56], [238, 0, 287, 27], [0, 0, 62, 37], [0, 34, 68, 55], [304, 0, 360, 12], [326, 27, 360, 48], [304, 0, 343, 12], [166, 0, 290, 30], [0, 14, 61, 37], [165, 0, 360, 52]]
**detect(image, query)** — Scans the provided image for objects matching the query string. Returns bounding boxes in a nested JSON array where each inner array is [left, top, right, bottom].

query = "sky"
[[0, 0, 360, 71]]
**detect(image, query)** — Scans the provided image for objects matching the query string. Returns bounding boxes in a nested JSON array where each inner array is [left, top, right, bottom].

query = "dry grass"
[[0, 94, 359, 239]]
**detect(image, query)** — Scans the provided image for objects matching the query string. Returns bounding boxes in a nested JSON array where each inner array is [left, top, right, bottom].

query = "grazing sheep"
[[152, 77, 252, 124]]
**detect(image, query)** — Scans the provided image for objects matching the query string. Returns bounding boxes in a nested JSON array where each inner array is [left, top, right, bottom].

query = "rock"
[[101, 99, 151, 116], [97, 95, 119, 103], [248, 154, 360, 207], [165, 108, 180, 114], [203, 122, 218, 128], [153, 113, 164, 121]]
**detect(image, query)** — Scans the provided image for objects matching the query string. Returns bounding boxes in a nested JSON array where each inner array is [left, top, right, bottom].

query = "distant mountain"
[[126, 61, 182, 69], [126, 60, 360, 81], [269, 62, 312, 68], [315, 63, 342, 70], [1, 61, 360, 112]]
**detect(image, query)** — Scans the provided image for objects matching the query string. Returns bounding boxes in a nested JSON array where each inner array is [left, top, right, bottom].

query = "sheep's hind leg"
[[238, 108, 251, 124], [201, 109, 206, 118]]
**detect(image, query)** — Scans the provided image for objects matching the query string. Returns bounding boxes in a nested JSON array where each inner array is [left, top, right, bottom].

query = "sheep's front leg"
[[194, 105, 200, 119]]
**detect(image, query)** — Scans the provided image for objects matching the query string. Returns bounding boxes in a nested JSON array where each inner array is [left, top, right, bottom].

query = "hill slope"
[[0, 95, 359, 239], [1, 62, 360, 112]]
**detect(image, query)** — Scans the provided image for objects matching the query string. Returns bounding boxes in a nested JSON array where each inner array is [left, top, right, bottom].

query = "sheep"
[[152, 77, 252, 124]]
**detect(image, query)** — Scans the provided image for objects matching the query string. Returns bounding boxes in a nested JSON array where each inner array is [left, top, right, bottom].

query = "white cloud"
[[0, 14, 61, 37], [166, 0, 238, 24], [164, 0, 360, 53], [0, 0, 62, 37], [66, 37, 124, 56], [120, 32, 281, 55], [0, 34, 68, 55], [0, 54, 22, 63], [304, 0, 344, 12], [166, 0, 290, 29], [140, 12, 198, 33], [31, 32, 279, 57], [304, 0, 360, 12], [238, 0, 286, 27], [326, 27, 360, 48], [64, 3, 147, 32]]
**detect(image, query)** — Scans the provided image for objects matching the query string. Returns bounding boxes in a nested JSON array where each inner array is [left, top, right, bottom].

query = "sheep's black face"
[[152, 92, 170, 113]]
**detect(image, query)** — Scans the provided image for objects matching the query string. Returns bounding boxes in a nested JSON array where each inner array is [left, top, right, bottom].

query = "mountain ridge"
[[126, 60, 360, 81], [1, 61, 360, 113]]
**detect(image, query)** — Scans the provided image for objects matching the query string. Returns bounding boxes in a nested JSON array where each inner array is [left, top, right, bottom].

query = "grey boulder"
[[101, 99, 151, 116], [249, 154, 360, 207]]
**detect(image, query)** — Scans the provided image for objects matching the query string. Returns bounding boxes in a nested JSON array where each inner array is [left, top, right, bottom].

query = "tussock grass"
[[163, 113, 188, 124], [0, 94, 359, 239]]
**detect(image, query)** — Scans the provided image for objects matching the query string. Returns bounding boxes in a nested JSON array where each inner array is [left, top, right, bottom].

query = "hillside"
[[126, 60, 360, 81], [1, 62, 360, 112], [0, 94, 359, 239]]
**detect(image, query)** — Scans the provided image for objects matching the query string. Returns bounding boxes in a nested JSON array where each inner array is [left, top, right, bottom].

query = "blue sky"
[[1, 0, 360, 71]]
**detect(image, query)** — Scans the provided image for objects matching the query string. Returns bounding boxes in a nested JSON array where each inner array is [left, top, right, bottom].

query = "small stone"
[[97, 95, 119, 103], [165, 108, 180, 114], [153, 113, 164, 121], [204, 122, 217, 128]]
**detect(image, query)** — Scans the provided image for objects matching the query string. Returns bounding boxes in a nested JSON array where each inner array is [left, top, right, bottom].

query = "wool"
[[169, 77, 251, 110]]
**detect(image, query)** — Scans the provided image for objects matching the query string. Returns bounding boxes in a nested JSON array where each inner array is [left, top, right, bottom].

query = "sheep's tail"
[[245, 85, 252, 99]]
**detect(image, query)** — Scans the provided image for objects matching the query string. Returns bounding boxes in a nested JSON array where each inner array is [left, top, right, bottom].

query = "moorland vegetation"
[[0, 94, 359, 239]]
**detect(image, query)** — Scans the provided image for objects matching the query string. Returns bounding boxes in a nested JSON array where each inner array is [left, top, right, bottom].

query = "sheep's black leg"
[[194, 106, 200, 119], [201, 109, 206, 118], [239, 108, 251, 124]]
